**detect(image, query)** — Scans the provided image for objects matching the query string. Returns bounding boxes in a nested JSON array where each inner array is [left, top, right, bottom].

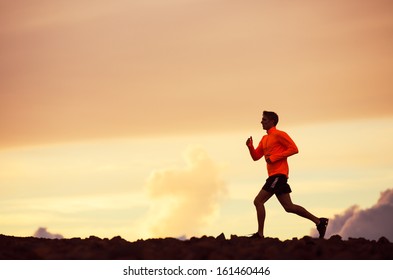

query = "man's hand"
[[246, 136, 253, 148]]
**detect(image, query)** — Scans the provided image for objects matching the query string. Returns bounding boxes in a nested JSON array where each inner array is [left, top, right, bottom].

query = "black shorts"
[[262, 174, 292, 195]]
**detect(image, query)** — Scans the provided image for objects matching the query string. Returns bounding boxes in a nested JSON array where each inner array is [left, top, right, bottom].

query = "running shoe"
[[317, 218, 328, 239], [249, 232, 264, 239]]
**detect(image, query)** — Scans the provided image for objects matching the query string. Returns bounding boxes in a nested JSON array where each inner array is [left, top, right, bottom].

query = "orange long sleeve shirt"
[[249, 126, 298, 177]]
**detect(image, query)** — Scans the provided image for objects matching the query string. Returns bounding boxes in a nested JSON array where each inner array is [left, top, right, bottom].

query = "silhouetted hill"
[[1, 234, 392, 260]]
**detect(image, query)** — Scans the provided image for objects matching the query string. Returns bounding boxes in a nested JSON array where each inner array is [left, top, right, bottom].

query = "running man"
[[246, 111, 328, 238]]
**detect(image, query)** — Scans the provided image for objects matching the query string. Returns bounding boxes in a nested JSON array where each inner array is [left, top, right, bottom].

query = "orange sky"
[[1, 1, 393, 241], [1, 0, 393, 148]]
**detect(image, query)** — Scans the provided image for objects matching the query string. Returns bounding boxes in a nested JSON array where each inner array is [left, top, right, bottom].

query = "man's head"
[[261, 111, 279, 130]]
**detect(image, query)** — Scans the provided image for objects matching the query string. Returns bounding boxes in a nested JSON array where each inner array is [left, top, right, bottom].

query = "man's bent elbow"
[[251, 154, 262, 161], [292, 147, 299, 155]]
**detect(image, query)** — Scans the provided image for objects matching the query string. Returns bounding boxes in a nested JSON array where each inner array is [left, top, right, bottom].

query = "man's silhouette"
[[246, 111, 328, 238]]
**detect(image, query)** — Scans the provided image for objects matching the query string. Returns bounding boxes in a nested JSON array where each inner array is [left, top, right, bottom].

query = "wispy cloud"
[[145, 146, 226, 238], [33, 227, 64, 239], [311, 189, 393, 240]]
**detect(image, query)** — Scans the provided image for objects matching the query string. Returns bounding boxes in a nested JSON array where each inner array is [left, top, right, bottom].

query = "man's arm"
[[268, 132, 298, 163], [246, 136, 264, 161]]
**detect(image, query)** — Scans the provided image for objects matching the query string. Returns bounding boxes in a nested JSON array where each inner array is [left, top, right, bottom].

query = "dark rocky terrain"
[[1, 233, 392, 260]]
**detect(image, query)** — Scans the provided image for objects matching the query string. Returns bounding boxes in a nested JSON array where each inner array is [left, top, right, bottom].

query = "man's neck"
[[266, 126, 276, 134]]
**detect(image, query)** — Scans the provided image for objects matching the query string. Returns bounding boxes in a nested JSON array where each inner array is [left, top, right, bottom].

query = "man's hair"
[[263, 111, 279, 126]]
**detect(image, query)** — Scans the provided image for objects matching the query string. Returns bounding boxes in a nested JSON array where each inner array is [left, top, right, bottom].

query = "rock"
[[0, 234, 392, 260], [216, 233, 226, 240], [329, 235, 343, 242], [377, 236, 390, 244]]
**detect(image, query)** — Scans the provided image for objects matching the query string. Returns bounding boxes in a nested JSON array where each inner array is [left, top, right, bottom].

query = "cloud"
[[145, 146, 226, 238], [33, 227, 64, 239], [311, 189, 393, 240]]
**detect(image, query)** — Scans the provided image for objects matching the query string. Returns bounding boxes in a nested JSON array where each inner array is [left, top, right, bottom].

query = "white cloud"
[[145, 146, 227, 238], [311, 189, 393, 240], [33, 227, 64, 239]]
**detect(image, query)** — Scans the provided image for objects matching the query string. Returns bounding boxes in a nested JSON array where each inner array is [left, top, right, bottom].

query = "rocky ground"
[[0, 233, 392, 260]]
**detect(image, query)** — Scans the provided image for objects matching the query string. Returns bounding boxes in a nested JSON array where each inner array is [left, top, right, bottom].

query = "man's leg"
[[253, 189, 274, 237], [276, 193, 319, 224]]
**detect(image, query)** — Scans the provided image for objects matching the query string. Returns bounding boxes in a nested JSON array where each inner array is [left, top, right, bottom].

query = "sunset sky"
[[1, 0, 392, 241]]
